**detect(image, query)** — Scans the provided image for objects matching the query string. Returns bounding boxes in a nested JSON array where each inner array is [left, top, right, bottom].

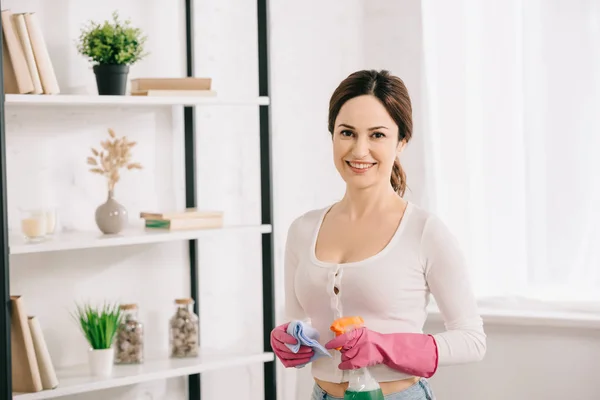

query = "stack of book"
[[1, 9, 60, 95], [140, 208, 224, 231], [130, 77, 215, 97]]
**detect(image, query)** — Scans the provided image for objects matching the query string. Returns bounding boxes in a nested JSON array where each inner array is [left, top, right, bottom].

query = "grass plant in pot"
[[72, 301, 123, 377], [76, 11, 147, 95]]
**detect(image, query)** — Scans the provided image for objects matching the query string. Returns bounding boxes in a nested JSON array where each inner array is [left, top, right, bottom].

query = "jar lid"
[[119, 303, 138, 310], [174, 298, 194, 305]]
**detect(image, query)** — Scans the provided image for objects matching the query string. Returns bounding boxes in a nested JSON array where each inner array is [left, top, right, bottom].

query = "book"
[[131, 89, 216, 97], [23, 12, 60, 94], [28, 316, 58, 390], [12, 13, 42, 94], [145, 216, 223, 231], [130, 77, 212, 91], [1, 9, 34, 94], [2, 35, 19, 94], [10, 295, 43, 393], [140, 209, 223, 220]]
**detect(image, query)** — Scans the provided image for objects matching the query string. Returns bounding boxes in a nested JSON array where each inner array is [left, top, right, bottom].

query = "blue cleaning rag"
[[285, 320, 331, 368]]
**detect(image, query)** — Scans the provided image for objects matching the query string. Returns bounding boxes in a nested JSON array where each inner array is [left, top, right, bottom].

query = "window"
[[421, 0, 600, 305]]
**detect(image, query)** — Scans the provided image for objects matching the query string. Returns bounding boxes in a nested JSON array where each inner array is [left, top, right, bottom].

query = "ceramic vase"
[[95, 190, 128, 234], [88, 348, 114, 377]]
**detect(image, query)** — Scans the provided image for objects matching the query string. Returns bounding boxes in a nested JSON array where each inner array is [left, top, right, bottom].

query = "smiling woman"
[[328, 70, 412, 198], [270, 70, 486, 400]]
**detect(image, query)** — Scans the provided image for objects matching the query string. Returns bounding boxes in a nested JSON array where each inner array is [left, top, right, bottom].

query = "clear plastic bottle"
[[169, 298, 199, 358], [329, 316, 385, 400], [114, 303, 144, 364], [343, 367, 385, 400]]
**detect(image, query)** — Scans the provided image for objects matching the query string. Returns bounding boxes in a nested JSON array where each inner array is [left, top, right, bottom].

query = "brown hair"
[[328, 69, 412, 197]]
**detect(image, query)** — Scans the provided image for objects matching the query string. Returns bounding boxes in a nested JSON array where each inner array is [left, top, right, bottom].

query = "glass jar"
[[20, 209, 47, 243], [169, 298, 199, 358], [114, 304, 144, 364], [43, 208, 57, 236]]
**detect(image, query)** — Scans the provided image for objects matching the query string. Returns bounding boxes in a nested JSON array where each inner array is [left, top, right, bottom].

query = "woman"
[[271, 70, 486, 400]]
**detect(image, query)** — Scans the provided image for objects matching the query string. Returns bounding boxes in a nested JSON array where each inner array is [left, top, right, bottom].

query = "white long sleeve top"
[[284, 201, 486, 383]]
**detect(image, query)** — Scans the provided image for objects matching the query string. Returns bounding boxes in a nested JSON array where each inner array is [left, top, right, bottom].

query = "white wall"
[[425, 319, 600, 400]]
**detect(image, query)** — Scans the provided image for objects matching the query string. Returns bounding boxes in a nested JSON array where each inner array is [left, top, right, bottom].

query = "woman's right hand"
[[270, 322, 314, 368]]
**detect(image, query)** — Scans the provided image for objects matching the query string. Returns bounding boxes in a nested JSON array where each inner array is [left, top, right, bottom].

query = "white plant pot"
[[88, 348, 114, 377]]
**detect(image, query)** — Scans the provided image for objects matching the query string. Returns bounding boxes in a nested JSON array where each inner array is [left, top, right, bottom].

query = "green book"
[[145, 219, 171, 229]]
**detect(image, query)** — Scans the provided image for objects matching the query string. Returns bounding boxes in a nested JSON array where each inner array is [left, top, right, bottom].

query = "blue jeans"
[[311, 378, 434, 400]]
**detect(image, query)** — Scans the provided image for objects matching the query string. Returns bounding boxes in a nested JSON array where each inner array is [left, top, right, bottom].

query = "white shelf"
[[13, 351, 274, 400], [10, 224, 272, 255], [4, 94, 270, 107]]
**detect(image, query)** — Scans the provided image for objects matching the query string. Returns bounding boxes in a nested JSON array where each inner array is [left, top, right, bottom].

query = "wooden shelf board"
[[13, 351, 274, 400], [10, 224, 272, 255], [4, 94, 269, 107]]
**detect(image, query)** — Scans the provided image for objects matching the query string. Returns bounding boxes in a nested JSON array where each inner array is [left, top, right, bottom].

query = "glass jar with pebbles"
[[114, 303, 144, 364], [169, 298, 199, 358]]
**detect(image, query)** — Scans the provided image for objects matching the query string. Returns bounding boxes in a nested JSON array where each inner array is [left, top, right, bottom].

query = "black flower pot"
[[93, 64, 129, 95]]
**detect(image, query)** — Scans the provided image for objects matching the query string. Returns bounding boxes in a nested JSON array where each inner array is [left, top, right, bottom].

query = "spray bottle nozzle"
[[329, 316, 365, 349]]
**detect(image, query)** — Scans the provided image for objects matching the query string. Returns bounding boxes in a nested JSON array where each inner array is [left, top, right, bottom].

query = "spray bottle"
[[330, 316, 385, 400]]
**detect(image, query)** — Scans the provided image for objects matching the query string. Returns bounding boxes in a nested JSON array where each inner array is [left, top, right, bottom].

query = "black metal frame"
[[257, 0, 277, 399], [0, 1, 13, 399], [0, 0, 276, 399], [183, 0, 202, 399]]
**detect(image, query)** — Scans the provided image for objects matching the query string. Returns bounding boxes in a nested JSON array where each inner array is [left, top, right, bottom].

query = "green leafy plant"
[[72, 301, 123, 350], [76, 11, 148, 66]]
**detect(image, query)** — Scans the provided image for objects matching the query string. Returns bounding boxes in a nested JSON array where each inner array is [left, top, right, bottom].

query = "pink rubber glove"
[[324, 327, 439, 378], [270, 322, 315, 368]]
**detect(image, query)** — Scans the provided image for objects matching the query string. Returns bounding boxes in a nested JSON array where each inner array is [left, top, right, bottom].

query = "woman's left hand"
[[324, 327, 439, 377], [324, 326, 384, 370]]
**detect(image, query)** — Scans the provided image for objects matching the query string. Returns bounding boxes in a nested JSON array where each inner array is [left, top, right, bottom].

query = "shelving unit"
[[0, 1, 277, 400]]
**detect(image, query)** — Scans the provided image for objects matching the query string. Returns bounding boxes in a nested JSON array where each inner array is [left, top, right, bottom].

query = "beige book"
[[131, 89, 216, 97], [28, 316, 58, 390], [12, 13, 42, 94], [23, 12, 59, 94], [140, 209, 223, 220], [131, 77, 211, 91], [1, 9, 34, 93], [10, 296, 43, 393], [2, 35, 19, 94]]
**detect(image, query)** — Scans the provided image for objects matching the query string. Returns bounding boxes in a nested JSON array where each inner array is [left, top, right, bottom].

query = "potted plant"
[[72, 301, 122, 377], [87, 128, 142, 234], [76, 11, 148, 95]]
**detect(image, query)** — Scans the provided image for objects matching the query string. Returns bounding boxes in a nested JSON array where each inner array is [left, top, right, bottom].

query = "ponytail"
[[391, 157, 407, 197]]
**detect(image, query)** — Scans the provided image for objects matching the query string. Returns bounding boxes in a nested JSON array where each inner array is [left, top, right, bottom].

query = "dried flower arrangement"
[[87, 128, 142, 192]]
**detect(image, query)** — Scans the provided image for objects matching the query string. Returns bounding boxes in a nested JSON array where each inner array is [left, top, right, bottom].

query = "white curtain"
[[420, 0, 600, 307]]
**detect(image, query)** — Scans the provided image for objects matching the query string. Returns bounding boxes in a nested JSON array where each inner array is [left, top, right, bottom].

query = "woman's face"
[[332, 95, 405, 192]]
